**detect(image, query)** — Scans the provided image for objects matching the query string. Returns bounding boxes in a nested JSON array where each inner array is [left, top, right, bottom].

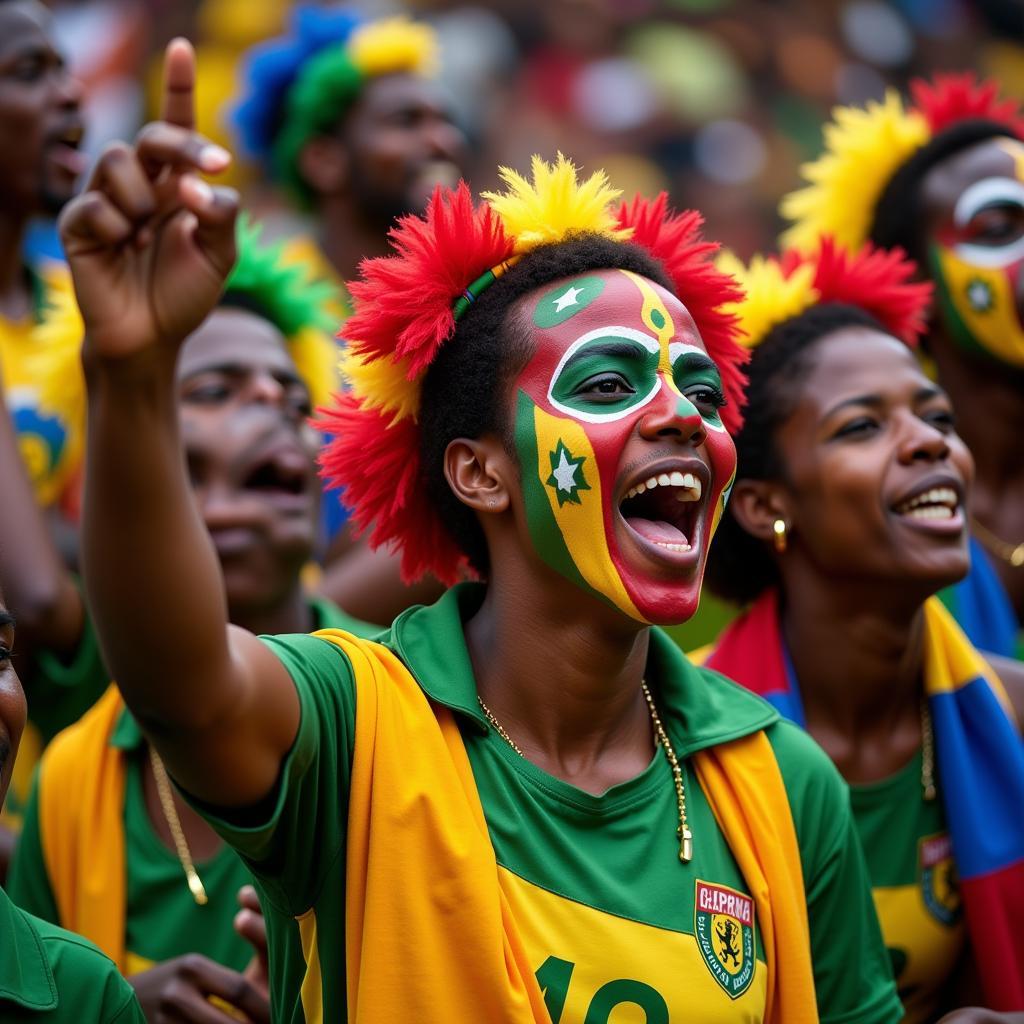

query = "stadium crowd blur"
[[34, 0, 1024, 264]]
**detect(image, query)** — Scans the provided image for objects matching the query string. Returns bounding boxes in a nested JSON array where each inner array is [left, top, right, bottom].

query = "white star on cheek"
[[551, 449, 580, 492], [553, 285, 583, 313]]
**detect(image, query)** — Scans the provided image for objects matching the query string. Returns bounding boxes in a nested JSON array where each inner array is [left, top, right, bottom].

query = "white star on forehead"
[[550, 448, 580, 492], [553, 285, 583, 312]]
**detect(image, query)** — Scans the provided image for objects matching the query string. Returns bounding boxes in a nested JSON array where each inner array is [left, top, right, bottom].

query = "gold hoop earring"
[[772, 519, 787, 554]]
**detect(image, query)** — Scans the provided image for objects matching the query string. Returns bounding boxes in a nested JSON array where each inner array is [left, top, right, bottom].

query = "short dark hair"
[[870, 119, 1015, 262], [417, 233, 673, 576], [704, 303, 886, 606]]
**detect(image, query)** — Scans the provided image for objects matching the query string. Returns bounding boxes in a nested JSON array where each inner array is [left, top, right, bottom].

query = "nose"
[[896, 415, 951, 465], [638, 378, 707, 447], [53, 66, 83, 110], [423, 113, 465, 162], [247, 370, 287, 408]]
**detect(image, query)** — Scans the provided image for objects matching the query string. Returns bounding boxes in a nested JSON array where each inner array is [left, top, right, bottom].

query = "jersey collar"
[[388, 582, 777, 753], [0, 885, 58, 1011]]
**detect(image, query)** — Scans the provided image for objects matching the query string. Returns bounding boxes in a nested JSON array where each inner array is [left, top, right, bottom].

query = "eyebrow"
[[675, 351, 720, 375], [821, 385, 943, 423], [182, 362, 304, 386], [567, 340, 649, 362], [0, 612, 15, 629]]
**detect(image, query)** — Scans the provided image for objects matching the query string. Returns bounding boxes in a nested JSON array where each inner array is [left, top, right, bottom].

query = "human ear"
[[443, 435, 513, 514], [728, 479, 794, 545], [297, 135, 350, 197]]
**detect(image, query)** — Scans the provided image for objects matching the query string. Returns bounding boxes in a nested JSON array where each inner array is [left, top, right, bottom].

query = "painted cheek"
[[931, 242, 1024, 368]]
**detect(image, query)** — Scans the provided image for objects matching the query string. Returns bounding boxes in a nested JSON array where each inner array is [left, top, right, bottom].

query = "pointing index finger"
[[161, 37, 196, 130]]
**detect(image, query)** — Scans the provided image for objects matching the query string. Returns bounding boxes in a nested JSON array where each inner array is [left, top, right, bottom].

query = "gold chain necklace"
[[920, 700, 937, 802], [477, 681, 694, 863], [971, 516, 1024, 568], [149, 747, 209, 906]]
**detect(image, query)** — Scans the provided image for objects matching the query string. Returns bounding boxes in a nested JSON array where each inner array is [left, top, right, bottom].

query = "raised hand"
[[60, 38, 237, 364]]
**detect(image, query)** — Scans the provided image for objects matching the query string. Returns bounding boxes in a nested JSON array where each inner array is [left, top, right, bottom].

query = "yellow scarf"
[[316, 629, 818, 1023], [37, 685, 127, 970]]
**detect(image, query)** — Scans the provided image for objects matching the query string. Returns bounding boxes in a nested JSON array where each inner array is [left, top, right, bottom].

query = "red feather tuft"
[[616, 193, 750, 435], [314, 394, 468, 585], [911, 73, 1024, 141], [343, 182, 515, 379], [802, 237, 932, 347]]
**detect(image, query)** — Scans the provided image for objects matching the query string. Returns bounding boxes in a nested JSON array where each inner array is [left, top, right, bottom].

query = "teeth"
[[623, 471, 702, 502], [653, 541, 692, 552], [905, 505, 954, 520], [895, 487, 959, 515]]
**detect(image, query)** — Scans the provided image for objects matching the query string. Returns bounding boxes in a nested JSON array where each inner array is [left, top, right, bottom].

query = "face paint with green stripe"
[[925, 138, 1024, 368], [512, 268, 737, 625]]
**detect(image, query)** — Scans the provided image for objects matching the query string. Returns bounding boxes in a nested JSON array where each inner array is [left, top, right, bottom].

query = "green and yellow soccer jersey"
[[197, 583, 901, 1024], [849, 750, 966, 1023]]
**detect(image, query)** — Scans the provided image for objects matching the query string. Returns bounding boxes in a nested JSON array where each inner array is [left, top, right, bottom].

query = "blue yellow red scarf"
[[706, 592, 1024, 1010]]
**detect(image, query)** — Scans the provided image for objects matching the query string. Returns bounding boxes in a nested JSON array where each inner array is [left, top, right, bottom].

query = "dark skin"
[[0, 595, 28, 857], [0, 0, 83, 322], [297, 72, 467, 282], [919, 137, 1024, 624], [729, 328, 1024, 1022], [300, 72, 467, 623], [64, 42, 726, 821], [0, 307, 318, 1020]]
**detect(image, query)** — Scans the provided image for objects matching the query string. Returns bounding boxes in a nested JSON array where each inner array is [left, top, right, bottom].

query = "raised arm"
[[62, 39, 298, 807]]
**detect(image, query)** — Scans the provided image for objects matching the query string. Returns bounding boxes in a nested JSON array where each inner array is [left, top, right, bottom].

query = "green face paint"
[[532, 275, 607, 329]]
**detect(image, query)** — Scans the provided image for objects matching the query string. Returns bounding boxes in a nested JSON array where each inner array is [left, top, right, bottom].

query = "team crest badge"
[[920, 833, 961, 926], [694, 880, 756, 998]]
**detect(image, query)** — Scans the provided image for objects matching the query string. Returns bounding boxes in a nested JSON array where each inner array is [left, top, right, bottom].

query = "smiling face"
[[511, 268, 736, 626], [922, 136, 1024, 369], [0, 1, 84, 217], [177, 309, 320, 616], [773, 327, 973, 590], [0, 594, 26, 813]]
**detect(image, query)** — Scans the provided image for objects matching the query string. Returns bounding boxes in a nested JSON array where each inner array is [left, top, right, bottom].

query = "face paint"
[[512, 268, 736, 626], [930, 140, 1024, 368]]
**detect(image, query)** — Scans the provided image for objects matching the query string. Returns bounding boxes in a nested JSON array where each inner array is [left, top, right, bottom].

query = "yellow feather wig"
[[718, 251, 818, 349], [347, 16, 438, 79], [780, 91, 929, 253], [483, 153, 634, 254]]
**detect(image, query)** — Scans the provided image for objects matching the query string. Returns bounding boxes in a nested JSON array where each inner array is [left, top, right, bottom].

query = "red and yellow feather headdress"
[[720, 237, 932, 351], [782, 74, 1024, 253], [317, 154, 748, 584]]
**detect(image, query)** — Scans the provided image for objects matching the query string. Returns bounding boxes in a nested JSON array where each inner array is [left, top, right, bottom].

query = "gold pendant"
[[186, 869, 209, 906], [679, 826, 694, 863]]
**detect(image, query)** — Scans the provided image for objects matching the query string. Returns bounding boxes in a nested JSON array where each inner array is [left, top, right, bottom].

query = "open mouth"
[[241, 454, 309, 499], [892, 486, 960, 522], [619, 470, 703, 555], [47, 125, 86, 176]]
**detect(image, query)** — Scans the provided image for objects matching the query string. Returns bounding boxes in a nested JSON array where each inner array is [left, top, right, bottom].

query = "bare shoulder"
[[982, 652, 1024, 734]]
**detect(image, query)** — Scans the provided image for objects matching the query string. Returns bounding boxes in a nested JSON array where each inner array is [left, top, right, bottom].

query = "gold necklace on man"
[[477, 680, 694, 863], [149, 746, 209, 905]]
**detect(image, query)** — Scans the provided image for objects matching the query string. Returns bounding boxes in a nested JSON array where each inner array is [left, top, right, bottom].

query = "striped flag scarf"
[[706, 592, 1024, 1009]]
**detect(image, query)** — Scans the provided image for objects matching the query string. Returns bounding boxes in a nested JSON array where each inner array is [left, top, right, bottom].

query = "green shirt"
[[198, 583, 901, 1024], [9, 595, 374, 976], [850, 750, 965, 1024], [0, 884, 144, 1023]]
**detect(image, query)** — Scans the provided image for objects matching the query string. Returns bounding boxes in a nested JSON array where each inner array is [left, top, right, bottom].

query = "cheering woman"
[[704, 238, 1024, 1022], [60, 39, 900, 1023]]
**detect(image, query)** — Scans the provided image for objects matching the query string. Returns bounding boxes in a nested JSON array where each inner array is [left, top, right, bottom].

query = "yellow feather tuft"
[[780, 91, 929, 253], [288, 325, 341, 412], [347, 17, 438, 79], [341, 350, 420, 424], [718, 251, 818, 349], [483, 153, 634, 255]]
